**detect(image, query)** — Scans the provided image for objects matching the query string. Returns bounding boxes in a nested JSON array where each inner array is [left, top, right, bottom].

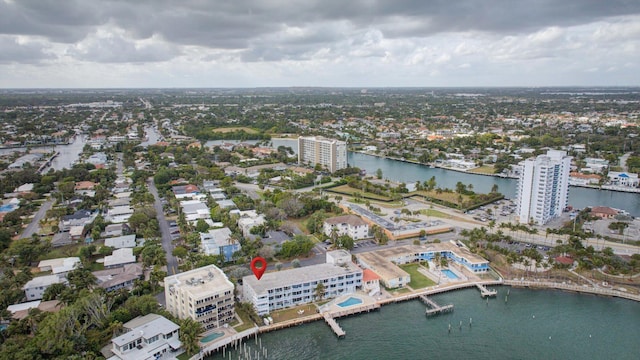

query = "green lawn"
[[419, 209, 452, 218], [400, 263, 436, 289], [468, 165, 496, 175], [328, 185, 393, 201]]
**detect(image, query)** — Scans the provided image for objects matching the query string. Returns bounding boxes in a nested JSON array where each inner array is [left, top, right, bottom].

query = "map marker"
[[250, 256, 267, 280]]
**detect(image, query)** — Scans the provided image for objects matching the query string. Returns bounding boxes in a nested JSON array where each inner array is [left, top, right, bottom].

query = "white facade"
[[298, 136, 347, 173], [323, 215, 369, 240], [164, 265, 235, 330], [608, 171, 639, 187], [243, 262, 363, 316], [23, 274, 67, 300], [110, 314, 181, 360], [516, 150, 571, 225]]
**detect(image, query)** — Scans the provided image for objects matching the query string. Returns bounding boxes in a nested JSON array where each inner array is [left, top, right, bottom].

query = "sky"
[[1, 0, 640, 88]]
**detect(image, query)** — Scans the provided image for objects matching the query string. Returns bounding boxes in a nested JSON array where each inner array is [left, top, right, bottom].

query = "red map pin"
[[250, 257, 267, 280]]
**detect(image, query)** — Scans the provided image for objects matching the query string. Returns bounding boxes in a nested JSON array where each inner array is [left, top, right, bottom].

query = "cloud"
[[1, 1, 640, 86], [0, 36, 53, 64]]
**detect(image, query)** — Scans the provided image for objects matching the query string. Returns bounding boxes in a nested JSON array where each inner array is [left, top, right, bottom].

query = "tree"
[[336, 234, 354, 250], [179, 318, 204, 355], [195, 219, 209, 233], [291, 259, 301, 268], [314, 283, 326, 301], [172, 246, 188, 259], [375, 168, 383, 179]]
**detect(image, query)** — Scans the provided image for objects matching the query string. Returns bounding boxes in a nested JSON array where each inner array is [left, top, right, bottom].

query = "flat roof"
[[356, 251, 409, 282], [243, 262, 362, 295], [164, 265, 233, 299]]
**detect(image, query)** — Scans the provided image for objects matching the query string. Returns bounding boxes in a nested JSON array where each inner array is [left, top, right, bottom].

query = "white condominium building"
[[516, 150, 571, 225], [243, 262, 363, 316], [164, 265, 235, 330], [323, 214, 370, 240], [298, 136, 347, 173]]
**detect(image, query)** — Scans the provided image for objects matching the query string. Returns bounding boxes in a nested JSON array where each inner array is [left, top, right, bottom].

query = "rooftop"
[[243, 262, 362, 295], [325, 214, 367, 227], [164, 264, 233, 299]]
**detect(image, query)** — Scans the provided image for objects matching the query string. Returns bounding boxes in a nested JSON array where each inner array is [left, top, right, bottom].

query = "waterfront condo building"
[[323, 214, 370, 240], [243, 261, 363, 316], [516, 149, 571, 225], [298, 136, 347, 173], [164, 265, 235, 330]]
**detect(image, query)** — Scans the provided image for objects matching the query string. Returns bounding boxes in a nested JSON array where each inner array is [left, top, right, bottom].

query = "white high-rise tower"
[[516, 150, 571, 225], [298, 136, 347, 173]]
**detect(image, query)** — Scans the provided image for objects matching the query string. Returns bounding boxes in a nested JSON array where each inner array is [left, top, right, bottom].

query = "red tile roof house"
[[590, 206, 619, 219]]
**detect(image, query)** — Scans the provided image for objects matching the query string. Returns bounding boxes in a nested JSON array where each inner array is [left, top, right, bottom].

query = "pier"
[[476, 283, 498, 297], [323, 313, 346, 338], [419, 294, 454, 316]]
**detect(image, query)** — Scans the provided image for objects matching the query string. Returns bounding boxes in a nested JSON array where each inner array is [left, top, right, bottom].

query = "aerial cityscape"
[[1, 1, 640, 360]]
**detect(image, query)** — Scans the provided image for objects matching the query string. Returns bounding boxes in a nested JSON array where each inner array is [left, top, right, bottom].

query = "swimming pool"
[[337, 297, 363, 308], [0, 204, 17, 212], [442, 269, 459, 279], [200, 332, 224, 343]]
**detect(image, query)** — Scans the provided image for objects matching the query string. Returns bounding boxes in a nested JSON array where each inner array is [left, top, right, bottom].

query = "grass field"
[[419, 209, 452, 218], [414, 190, 471, 204], [468, 165, 497, 175], [270, 304, 316, 323], [329, 184, 393, 201], [400, 263, 437, 289], [212, 126, 258, 134]]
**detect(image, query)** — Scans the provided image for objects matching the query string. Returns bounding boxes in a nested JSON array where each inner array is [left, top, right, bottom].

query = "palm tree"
[[179, 317, 204, 355], [315, 283, 326, 301]]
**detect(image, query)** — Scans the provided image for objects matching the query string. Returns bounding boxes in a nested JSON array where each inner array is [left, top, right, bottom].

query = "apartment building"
[[516, 149, 571, 225], [323, 214, 369, 240], [243, 261, 363, 316], [297, 136, 347, 173], [164, 265, 235, 330]]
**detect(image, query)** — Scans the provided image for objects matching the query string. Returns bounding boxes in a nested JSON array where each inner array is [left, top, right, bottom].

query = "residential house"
[[104, 248, 136, 268], [104, 234, 137, 249], [172, 184, 200, 199], [237, 210, 265, 240], [104, 223, 130, 238], [93, 263, 144, 292], [109, 314, 181, 360], [23, 274, 68, 300], [38, 257, 81, 274], [608, 171, 639, 187], [200, 227, 240, 261], [7, 300, 61, 320], [59, 210, 95, 232], [180, 199, 211, 222], [590, 206, 619, 219]]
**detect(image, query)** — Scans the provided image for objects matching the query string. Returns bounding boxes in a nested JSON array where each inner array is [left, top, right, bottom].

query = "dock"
[[476, 284, 497, 297], [323, 313, 345, 338], [419, 294, 454, 316]]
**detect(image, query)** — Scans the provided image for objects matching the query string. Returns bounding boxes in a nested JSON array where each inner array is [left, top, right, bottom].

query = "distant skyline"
[[1, 1, 640, 88]]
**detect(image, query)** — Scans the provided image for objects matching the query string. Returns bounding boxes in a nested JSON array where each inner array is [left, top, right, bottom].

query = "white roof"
[[104, 248, 136, 267], [38, 257, 81, 274], [112, 315, 179, 347], [23, 274, 66, 289], [7, 300, 41, 313], [104, 234, 137, 249]]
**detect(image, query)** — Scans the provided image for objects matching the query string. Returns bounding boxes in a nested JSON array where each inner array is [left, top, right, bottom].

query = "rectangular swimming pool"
[[337, 297, 363, 308]]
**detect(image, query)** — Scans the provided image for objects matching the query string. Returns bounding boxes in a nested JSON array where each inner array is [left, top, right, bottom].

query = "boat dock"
[[323, 313, 345, 338], [419, 294, 454, 316], [476, 283, 498, 297]]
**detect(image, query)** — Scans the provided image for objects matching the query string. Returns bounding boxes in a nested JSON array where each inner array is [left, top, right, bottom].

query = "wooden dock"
[[323, 313, 346, 338], [476, 284, 497, 297], [419, 294, 454, 316]]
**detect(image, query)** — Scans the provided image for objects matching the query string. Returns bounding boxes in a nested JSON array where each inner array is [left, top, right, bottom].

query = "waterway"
[[347, 152, 640, 217], [207, 288, 640, 360]]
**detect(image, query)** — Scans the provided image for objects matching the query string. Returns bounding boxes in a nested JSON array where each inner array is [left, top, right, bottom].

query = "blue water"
[[337, 297, 363, 308], [207, 288, 640, 360], [442, 269, 459, 279], [0, 204, 16, 212], [200, 332, 224, 343]]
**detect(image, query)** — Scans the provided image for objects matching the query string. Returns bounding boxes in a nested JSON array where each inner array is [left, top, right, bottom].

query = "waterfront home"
[[108, 314, 181, 360], [590, 206, 619, 219], [608, 171, 639, 187]]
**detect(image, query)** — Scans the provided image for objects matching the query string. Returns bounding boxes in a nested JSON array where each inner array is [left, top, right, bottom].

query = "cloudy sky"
[[1, 0, 640, 88]]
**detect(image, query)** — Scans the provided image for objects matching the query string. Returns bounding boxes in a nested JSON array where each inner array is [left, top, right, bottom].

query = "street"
[[147, 177, 180, 275], [20, 198, 54, 239]]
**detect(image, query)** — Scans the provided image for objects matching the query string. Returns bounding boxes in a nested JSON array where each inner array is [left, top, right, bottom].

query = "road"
[[20, 198, 54, 239], [147, 178, 179, 275]]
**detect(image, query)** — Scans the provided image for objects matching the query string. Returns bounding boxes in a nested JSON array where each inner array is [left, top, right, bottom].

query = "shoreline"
[[352, 150, 640, 195], [194, 278, 639, 359]]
